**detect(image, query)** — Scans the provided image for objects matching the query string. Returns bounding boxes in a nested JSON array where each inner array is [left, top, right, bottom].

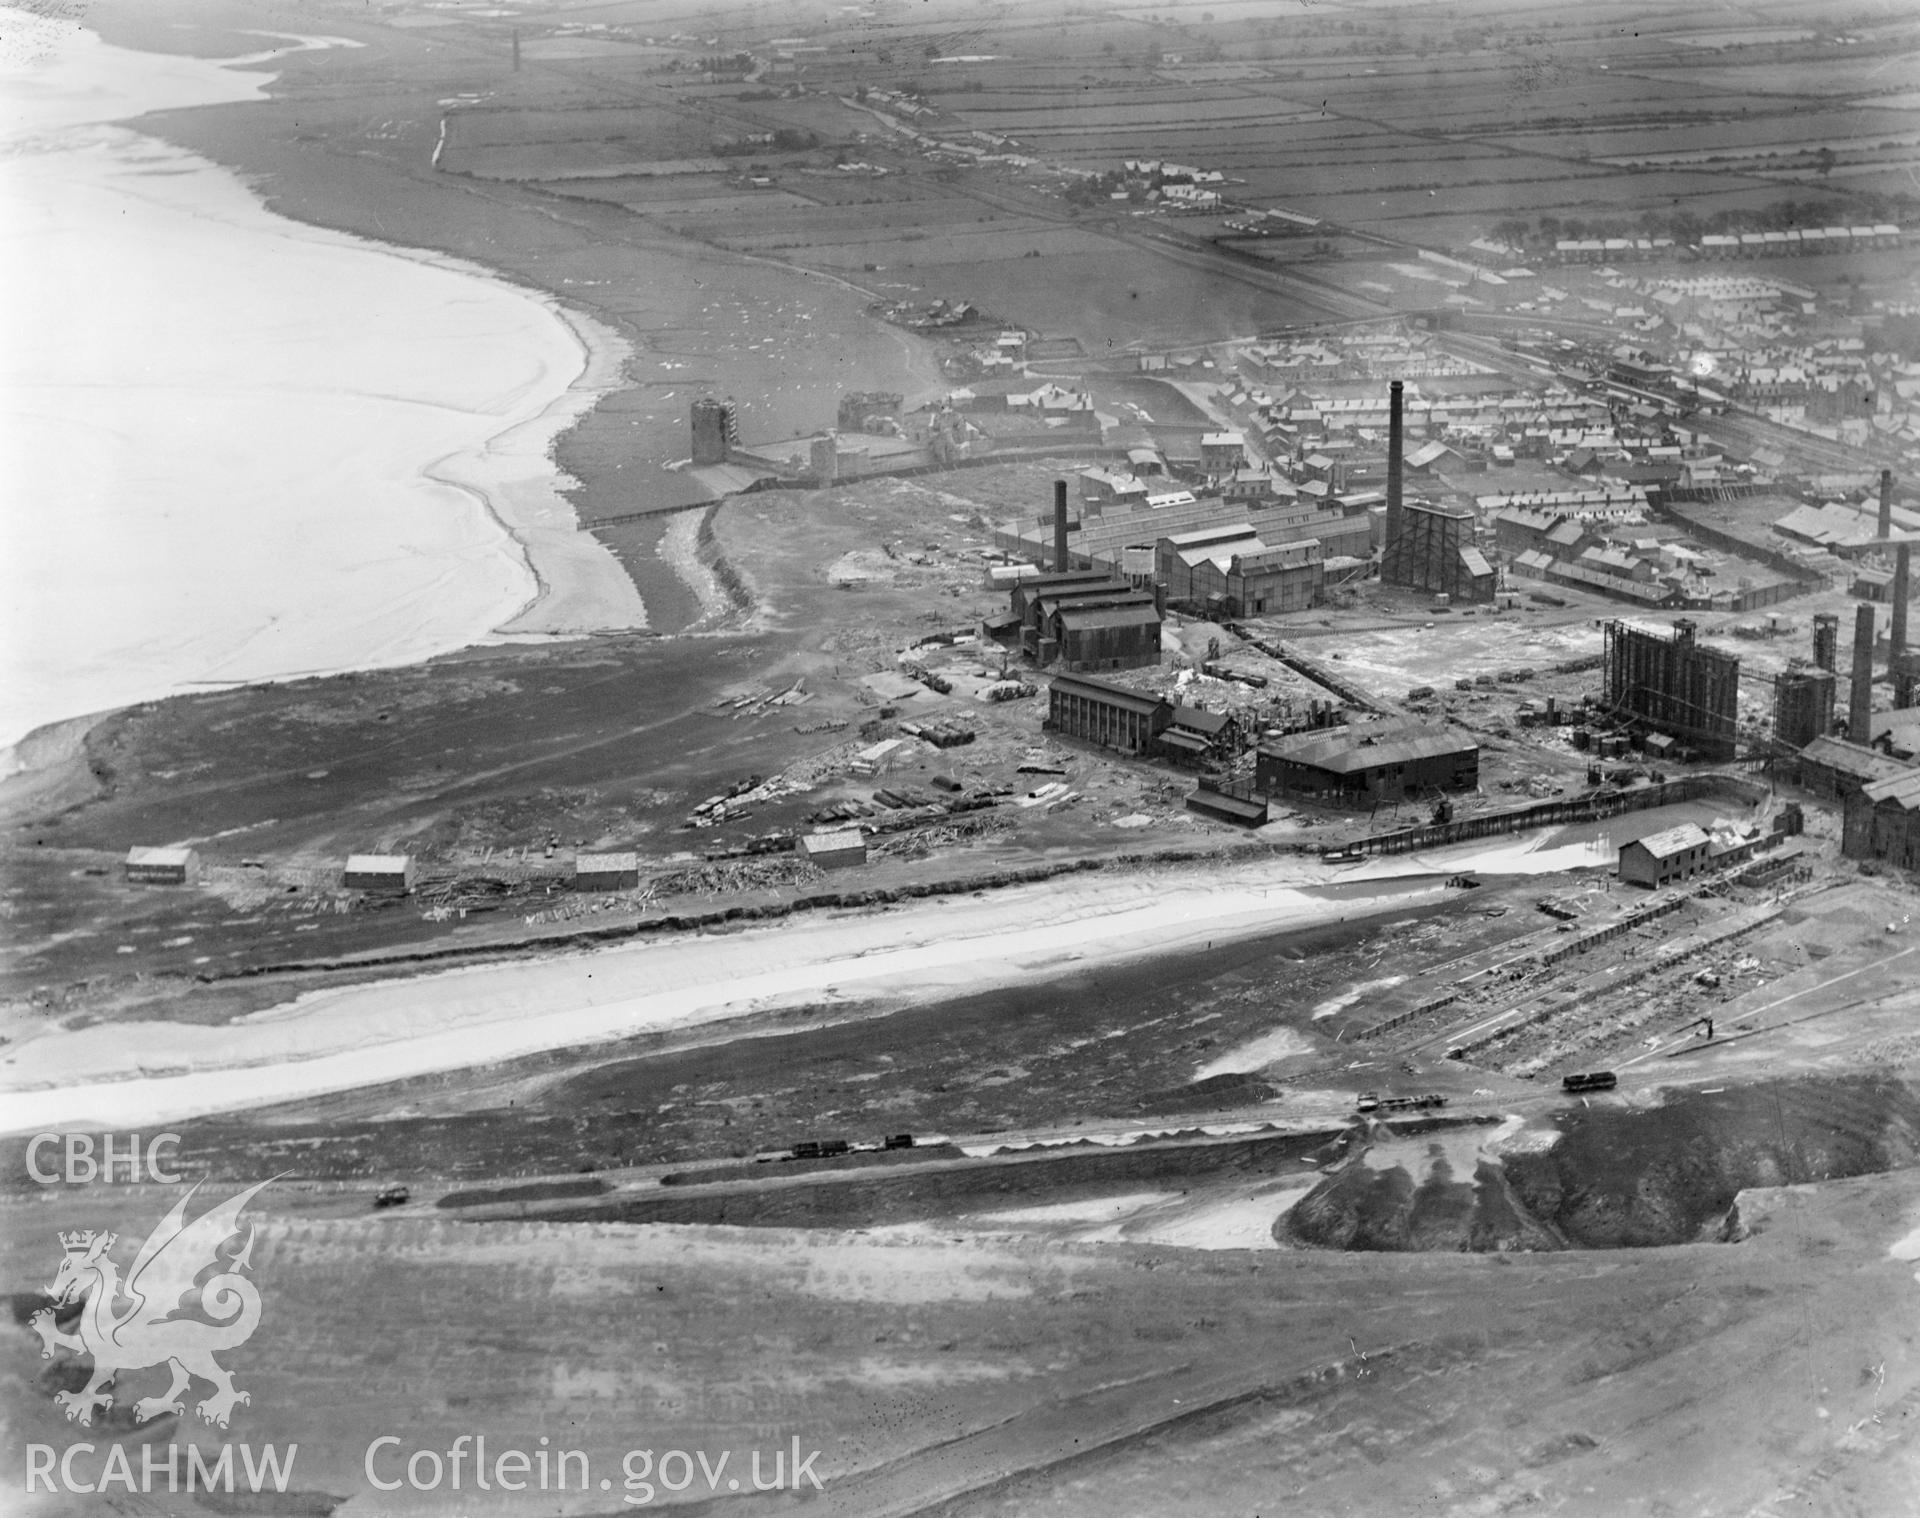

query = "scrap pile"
[[807, 785, 1009, 832], [685, 771, 817, 828], [898, 718, 976, 748], [710, 680, 813, 720], [867, 810, 1011, 859], [781, 742, 866, 787], [651, 856, 820, 898], [415, 870, 557, 916], [899, 660, 953, 696]]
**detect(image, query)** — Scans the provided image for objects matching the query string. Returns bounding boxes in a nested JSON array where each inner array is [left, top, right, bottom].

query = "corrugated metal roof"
[[345, 854, 411, 873], [1862, 770, 1920, 808], [1261, 723, 1476, 775], [1049, 673, 1168, 715], [1188, 788, 1268, 821], [126, 846, 195, 867], [1458, 547, 1494, 578], [1801, 735, 1907, 781], [1038, 588, 1154, 617], [1623, 823, 1709, 860], [1164, 523, 1257, 546], [1057, 604, 1162, 632], [1170, 707, 1232, 736], [576, 853, 638, 873]]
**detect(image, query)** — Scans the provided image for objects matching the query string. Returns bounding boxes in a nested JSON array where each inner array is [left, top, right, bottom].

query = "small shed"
[[573, 852, 639, 892], [1158, 706, 1238, 766], [1617, 824, 1711, 888], [124, 846, 200, 886], [800, 830, 868, 869], [849, 739, 907, 777], [344, 854, 415, 894], [1186, 786, 1269, 827]]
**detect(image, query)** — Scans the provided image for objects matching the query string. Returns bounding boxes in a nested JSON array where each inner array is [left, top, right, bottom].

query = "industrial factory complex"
[[23, 7, 1920, 1514]]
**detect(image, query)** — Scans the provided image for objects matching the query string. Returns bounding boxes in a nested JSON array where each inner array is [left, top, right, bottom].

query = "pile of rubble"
[[898, 718, 975, 748]]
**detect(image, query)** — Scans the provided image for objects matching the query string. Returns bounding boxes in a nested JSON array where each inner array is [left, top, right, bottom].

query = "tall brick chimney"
[[1894, 545, 1911, 660], [1386, 380, 1404, 552], [1053, 479, 1069, 575], [1850, 601, 1876, 742]]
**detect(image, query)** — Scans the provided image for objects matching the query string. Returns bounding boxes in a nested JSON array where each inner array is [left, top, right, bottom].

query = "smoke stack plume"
[[1053, 479, 1069, 575], [1386, 380, 1404, 550], [1850, 602, 1876, 742]]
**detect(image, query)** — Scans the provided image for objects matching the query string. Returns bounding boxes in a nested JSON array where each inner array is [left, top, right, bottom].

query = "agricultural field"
[[399, 0, 1917, 344], [896, 244, 1329, 347]]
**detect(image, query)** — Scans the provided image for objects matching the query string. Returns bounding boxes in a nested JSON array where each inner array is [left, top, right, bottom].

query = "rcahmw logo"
[[25, 1179, 296, 1497]]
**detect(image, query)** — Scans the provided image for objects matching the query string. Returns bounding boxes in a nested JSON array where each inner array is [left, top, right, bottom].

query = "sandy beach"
[[0, 829, 1610, 1132], [0, 11, 645, 754]]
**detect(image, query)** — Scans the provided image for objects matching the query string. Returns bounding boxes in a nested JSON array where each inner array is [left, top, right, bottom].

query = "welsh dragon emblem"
[[31, 1178, 273, 1429]]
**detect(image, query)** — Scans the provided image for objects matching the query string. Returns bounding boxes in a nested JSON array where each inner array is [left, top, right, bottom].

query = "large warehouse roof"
[[1260, 722, 1476, 775], [1048, 672, 1168, 716]]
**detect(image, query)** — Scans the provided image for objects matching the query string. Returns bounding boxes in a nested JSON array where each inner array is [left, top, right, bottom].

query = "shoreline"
[[0, 834, 1611, 1132], [400, 264, 650, 640], [0, 14, 664, 763]]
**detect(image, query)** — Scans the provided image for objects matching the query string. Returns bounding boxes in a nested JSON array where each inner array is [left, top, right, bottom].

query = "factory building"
[[1155, 705, 1241, 767], [344, 854, 415, 894], [1843, 771, 1920, 869], [1156, 526, 1325, 617], [1376, 381, 1495, 603], [837, 392, 901, 432], [1256, 722, 1479, 805], [1602, 620, 1739, 761], [572, 853, 640, 891], [1772, 666, 1835, 752], [1379, 502, 1497, 602], [1046, 673, 1173, 755], [994, 491, 1370, 576], [1002, 485, 1163, 671], [1047, 600, 1163, 672], [123, 846, 200, 886], [690, 398, 738, 465], [1795, 735, 1910, 802], [1617, 823, 1713, 888]]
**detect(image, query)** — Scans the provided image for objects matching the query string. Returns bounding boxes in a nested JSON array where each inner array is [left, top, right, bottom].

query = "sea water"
[[0, 12, 623, 754]]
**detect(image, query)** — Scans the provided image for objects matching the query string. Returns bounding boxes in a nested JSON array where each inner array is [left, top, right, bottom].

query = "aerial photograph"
[[3, 0, 1919, 1511]]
